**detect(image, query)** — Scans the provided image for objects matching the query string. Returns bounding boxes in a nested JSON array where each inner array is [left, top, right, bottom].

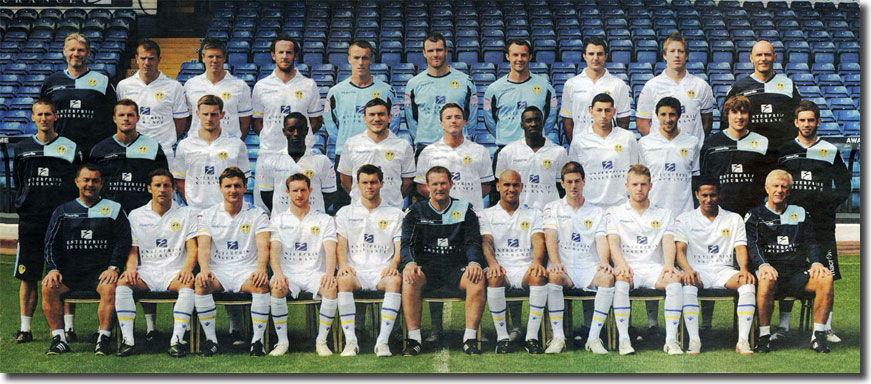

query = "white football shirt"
[[184, 72, 253, 139], [260, 151, 337, 215], [560, 69, 632, 132], [638, 131, 701, 215], [636, 71, 714, 142], [198, 202, 271, 270], [171, 131, 251, 210], [543, 198, 607, 267], [270, 209, 337, 275], [569, 127, 639, 208], [116, 71, 190, 152], [414, 137, 494, 211], [129, 201, 198, 272], [606, 202, 675, 268], [495, 137, 568, 210], [252, 69, 323, 154], [335, 200, 403, 273], [480, 204, 543, 269], [674, 207, 747, 269], [338, 132, 415, 208]]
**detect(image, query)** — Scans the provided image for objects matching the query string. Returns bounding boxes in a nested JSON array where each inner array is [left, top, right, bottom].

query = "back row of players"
[[16, 30, 848, 356]]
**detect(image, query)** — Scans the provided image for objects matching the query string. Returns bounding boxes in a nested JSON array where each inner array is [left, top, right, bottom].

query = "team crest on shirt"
[[138, 145, 149, 154], [651, 220, 660, 229], [385, 151, 395, 160], [819, 149, 828, 157], [372, 91, 381, 98], [687, 90, 696, 99], [311, 226, 320, 234], [451, 80, 460, 89], [614, 144, 623, 153], [57, 145, 66, 154], [520, 221, 530, 231], [222, 91, 232, 100], [533, 86, 542, 94], [721, 228, 730, 237], [680, 148, 689, 157], [584, 219, 593, 229], [463, 156, 473, 165], [101, 206, 111, 215], [18, 265, 25, 274], [295, 90, 304, 100], [88, 78, 98, 87], [379, 220, 388, 230], [241, 224, 250, 233], [218, 151, 228, 160], [452, 211, 462, 220], [750, 140, 759, 149], [171, 221, 181, 231], [155, 91, 164, 101], [543, 159, 552, 168], [776, 82, 785, 91], [305, 169, 314, 179], [604, 90, 612, 96], [790, 213, 799, 221]]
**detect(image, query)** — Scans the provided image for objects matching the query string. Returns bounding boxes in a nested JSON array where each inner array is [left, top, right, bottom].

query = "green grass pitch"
[[0, 253, 860, 373]]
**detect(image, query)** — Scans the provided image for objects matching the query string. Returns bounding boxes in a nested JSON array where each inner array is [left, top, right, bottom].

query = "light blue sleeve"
[[463, 76, 479, 140]]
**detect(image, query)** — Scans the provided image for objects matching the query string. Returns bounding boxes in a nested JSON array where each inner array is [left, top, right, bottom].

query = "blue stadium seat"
[[233, 63, 258, 76], [837, 41, 859, 64], [0, 86, 14, 98], [634, 39, 658, 64], [707, 62, 731, 75], [843, 73, 860, 87], [609, 39, 633, 64], [827, 97, 855, 111], [785, 62, 810, 75], [532, 39, 557, 65], [812, 63, 836, 75], [15, 52, 42, 64], [5, 109, 29, 123], [558, 39, 583, 63], [456, 38, 480, 63], [0, 74, 20, 87], [390, 63, 416, 76], [390, 73, 412, 86], [482, 40, 506, 64], [817, 122, 841, 136], [815, 73, 842, 87], [226, 40, 250, 66], [822, 86, 849, 98], [2, 63, 27, 75], [251, 40, 272, 67], [0, 122, 24, 135], [27, 63, 53, 75], [628, 62, 653, 76], [472, 73, 496, 86], [302, 41, 325, 66], [687, 40, 709, 64], [797, 85, 822, 98], [811, 42, 836, 66], [834, 109, 859, 124], [18, 86, 39, 97], [791, 73, 816, 86], [710, 40, 734, 63], [326, 41, 349, 67], [180, 61, 205, 74]]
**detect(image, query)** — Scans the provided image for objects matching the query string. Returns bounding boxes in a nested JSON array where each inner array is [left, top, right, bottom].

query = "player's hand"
[[100, 268, 119, 284], [614, 263, 632, 279], [661, 266, 680, 279], [120, 268, 140, 286], [736, 268, 756, 285], [809, 263, 832, 280], [486, 263, 506, 279], [597, 262, 615, 275], [250, 269, 269, 287], [338, 265, 356, 277], [548, 262, 567, 275], [320, 273, 337, 289], [681, 268, 701, 286], [271, 273, 289, 291], [196, 270, 215, 288], [176, 269, 195, 285], [402, 263, 424, 285], [528, 262, 547, 278], [758, 264, 778, 281], [381, 267, 400, 278], [43, 270, 63, 288], [466, 262, 484, 283]]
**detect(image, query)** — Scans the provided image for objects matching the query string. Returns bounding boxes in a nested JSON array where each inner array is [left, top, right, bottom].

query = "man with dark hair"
[[495, 106, 568, 210], [775, 99, 851, 343], [636, 32, 714, 141], [91, 99, 170, 214], [400, 165, 487, 355], [117, 39, 189, 157], [114, 169, 199, 357], [42, 164, 131, 355], [193, 166, 272, 357], [252, 33, 323, 211], [725, 40, 802, 150], [260, 112, 336, 215], [405, 32, 478, 151], [184, 38, 253, 140], [40, 32, 118, 155], [338, 98, 415, 208], [561, 36, 631, 142], [13, 99, 83, 344], [483, 39, 558, 147]]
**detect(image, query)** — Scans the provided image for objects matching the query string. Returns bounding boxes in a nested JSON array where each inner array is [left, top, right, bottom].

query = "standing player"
[[638, 97, 701, 215], [114, 169, 199, 357], [334, 165, 405, 356], [674, 178, 757, 354], [483, 39, 558, 147], [40, 33, 117, 156], [776, 100, 850, 342], [405, 32, 478, 151], [541, 162, 623, 354], [481, 170, 550, 354], [267, 173, 338, 356], [700, 95, 772, 217], [416, 103, 494, 212], [184, 38, 253, 140], [726, 40, 801, 151], [338, 98, 415, 208], [560, 36, 631, 142], [193, 167, 272, 357], [606, 164, 683, 355], [747, 170, 834, 353], [569, 93, 639, 208], [636, 32, 714, 141], [13, 99, 82, 344], [400, 166, 487, 355], [252, 33, 323, 210], [173, 95, 250, 211], [91, 99, 170, 214], [495, 106, 568, 210], [42, 164, 131, 355], [116, 39, 189, 158], [260, 112, 336, 215]]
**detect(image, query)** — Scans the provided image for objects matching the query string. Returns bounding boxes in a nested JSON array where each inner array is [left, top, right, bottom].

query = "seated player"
[[400, 166, 487, 355], [606, 164, 683, 355], [674, 178, 757, 355], [42, 164, 131, 355], [268, 173, 338, 356], [193, 166, 272, 357], [542, 161, 623, 354], [335, 165, 405, 357], [747, 169, 834, 353]]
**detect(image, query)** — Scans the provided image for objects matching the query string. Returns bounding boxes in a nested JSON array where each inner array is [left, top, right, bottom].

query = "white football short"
[[630, 263, 664, 289], [281, 272, 325, 299], [695, 266, 738, 289], [566, 261, 600, 292], [503, 266, 527, 289], [138, 267, 177, 291], [355, 270, 384, 291], [213, 267, 255, 293]]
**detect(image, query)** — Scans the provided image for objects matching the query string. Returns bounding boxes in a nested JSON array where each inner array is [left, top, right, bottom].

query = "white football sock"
[[377, 292, 401, 344], [682, 285, 700, 342], [338, 292, 357, 343], [51, 328, 66, 342], [813, 322, 826, 341], [759, 326, 771, 337], [250, 293, 269, 343], [525, 285, 547, 341], [664, 283, 683, 343], [408, 328, 422, 343], [487, 286, 509, 341], [317, 298, 337, 342], [646, 300, 659, 327], [463, 328, 477, 342], [736, 284, 756, 342], [171, 288, 194, 345], [270, 296, 289, 344], [546, 283, 565, 340], [195, 294, 218, 343], [20, 315, 32, 332], [144, 313, 157, 333], [115, 285, 136, 345], [614, 281, 631, 341], [97, 329, 111, 338], [826, 311, 833, 331], [588, 286, 615, 341], [64, 314, 74, 331]]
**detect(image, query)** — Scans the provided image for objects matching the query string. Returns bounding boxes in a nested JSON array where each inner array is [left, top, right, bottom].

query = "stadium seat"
[[558, 39, 583, 63], [0, 121, 24, 135], [822, 86, 849, 98], [812, 63, 836, 75], [609, 40, 633, 65], [797, 85, 822, 98], [710, 40, 734, 63], [635, 40, 658, 64], [456, 39, 480, 63], [834, 109, 859, 124], [837, 41, 859, 64], [791, 73, 816, 86], [481, 40, 506, 64], [326, 41, 350, 67], [4, 109, 29, 123], [827, 97, 855, 111], [0, 75, 20, 87], [785, 41, 810, 64], [17, 86, 40, 97], [532, 39, 557, 65], [226, 40, 250, 66], [815, 73, 843, 87], [302, 41, 325, 66]]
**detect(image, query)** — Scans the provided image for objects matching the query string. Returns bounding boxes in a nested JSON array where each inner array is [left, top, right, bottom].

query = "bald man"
[[725, 40, 801, 150]]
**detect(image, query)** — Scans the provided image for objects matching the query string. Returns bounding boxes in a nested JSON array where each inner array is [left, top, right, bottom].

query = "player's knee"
[[337, 275, 356, 291], [596, 273, 615, 287], [486, 276, 504, 288], [383, 275, 401, 291], [528, 274, 547, 286]]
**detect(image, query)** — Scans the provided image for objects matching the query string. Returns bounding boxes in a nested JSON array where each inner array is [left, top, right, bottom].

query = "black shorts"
[[13, 216, 51, 281], [817, 230, 841, 280], [63, 272, 102, 292], [773, 267, 811, 298], [421, 265, 466, 297]]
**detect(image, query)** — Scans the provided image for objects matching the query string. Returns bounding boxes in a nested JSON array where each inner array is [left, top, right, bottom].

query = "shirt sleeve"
[[732, 214, 747, 247], [337, 143, 353, 175], [129, 213, 141, 247], [413, 149, 429, 184], [463, 205, 484, 265], [171, 142, 187, 179], [254, 209, 271, 234], [322, 216, 337, 243], [605, 209, 619, 235], [744, 210, 767, 268], [494, 146, 509, 177], [627, 133, 640, 165], [542, 203, 558, 230], [237, 140, 252, 176], [184, 208, 199, 240], [463, 76, 479, 140], [801, 211, 822, 265], [699, 83, 714, 114], [530, 208, 545, 235], [323, 89, 338, 139], [404, 82, 418, 142], [399, 207, 418, 268], [388, 86, 401, 134], [251, 83, 264, 118], [392, 210, 403, 240], [543, 82, 558, 137], [559, 78, 573, 118], [673, 215, 688, 244], [197, 212, 211, 237], [320, 156, 338, 193], [663, 209, 675, 236], [635, 83, 655, 119], [400, 141, 416, 178], [306, 80, 324, 117], [335, 207, 349, 238], [44, 206, 64, 271], [482, 83, 497, 137], [237, 82, 254, 117], [479, 210, 492, 236], [173, 83, 191, 118], [478, 146, 495, 183], [614, 80, 632, 118], [691, 140, 702, 176], [554, 146, 569, 182], [831, 149, 852, 210]]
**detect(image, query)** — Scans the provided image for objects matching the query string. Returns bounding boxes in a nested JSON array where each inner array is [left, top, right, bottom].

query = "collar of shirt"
[[130, 71, 171, 86], [144, 199, 179, 213], [794, 136, 821, 149], [268, 68, 302, 84]]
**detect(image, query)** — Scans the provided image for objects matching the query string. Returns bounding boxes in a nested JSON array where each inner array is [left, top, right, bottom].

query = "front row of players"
[[41, 160, 834, 357]]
